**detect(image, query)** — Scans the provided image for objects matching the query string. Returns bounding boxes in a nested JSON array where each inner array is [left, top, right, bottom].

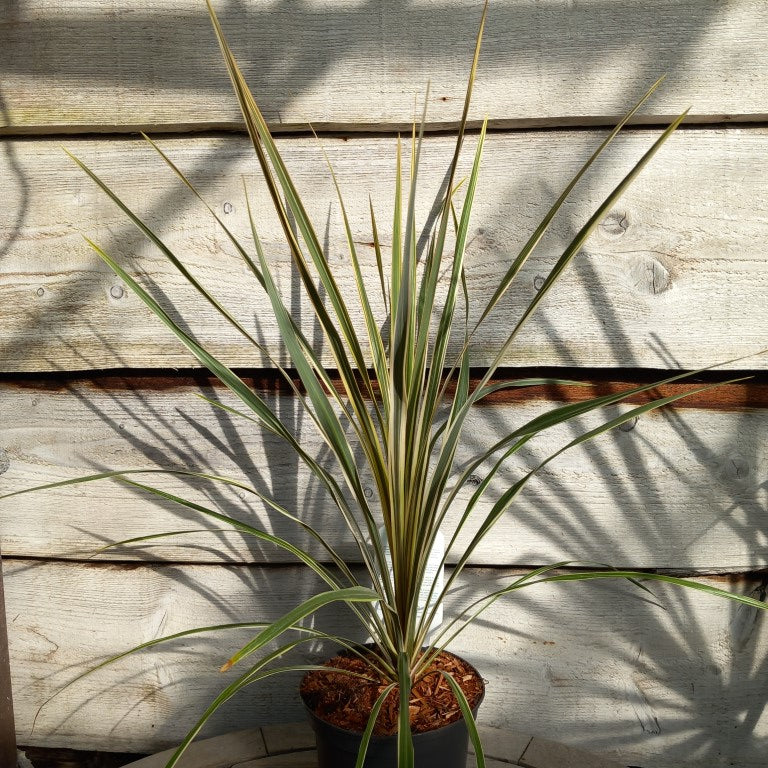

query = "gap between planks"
[[2, 368, 768, 412], [3, 117, 768, 141], [3, 556, 766, 581]]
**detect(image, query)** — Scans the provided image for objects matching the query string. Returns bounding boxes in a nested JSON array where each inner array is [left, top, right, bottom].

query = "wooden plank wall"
[[1, 2, 767, 767]]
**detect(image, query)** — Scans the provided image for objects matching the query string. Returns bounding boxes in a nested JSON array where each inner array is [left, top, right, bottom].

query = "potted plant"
[[4, 1, 766, 767]]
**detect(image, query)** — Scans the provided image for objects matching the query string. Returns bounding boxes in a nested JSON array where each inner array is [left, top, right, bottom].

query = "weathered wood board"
[[3, 129, 768, 373], [4, 559, 767, 767], [2, 1, 768, 133], [3, 1, 768, 766], [1, 377, 766, 569]]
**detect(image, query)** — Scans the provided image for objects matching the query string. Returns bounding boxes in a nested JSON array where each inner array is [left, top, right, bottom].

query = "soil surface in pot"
[[300, 649, 484, 736]]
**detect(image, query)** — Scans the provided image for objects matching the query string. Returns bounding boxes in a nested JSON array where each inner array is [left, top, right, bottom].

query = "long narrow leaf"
[[471, 75, 668, 335], [206, 0, 381, 457], [118, 478, 343, 588], [134, 137, 357, 422], [315, 133, 389, 427], [245, 197, 390, 594], [31, 621, 308, 733], [355, 683, 398, 768], [90, 528, 231, 555], [474, 109, 689, 398], [0, 467, 355, 582], [220, 587, 382, 671], [441, 672, 485, 768], [396, 652, 414, 768], [66, 151, 268, 355], [434, 355, 759, 551], [439, 379, 749, 606], [166, 641, 330, 768], [436, 565, 768, 660]]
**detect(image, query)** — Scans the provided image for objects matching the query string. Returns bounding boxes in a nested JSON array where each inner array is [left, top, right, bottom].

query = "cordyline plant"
[[5, 1, 768, 767]]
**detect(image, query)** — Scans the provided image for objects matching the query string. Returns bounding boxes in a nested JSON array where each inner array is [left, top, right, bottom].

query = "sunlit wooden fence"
[[2, 2, 767, 766]]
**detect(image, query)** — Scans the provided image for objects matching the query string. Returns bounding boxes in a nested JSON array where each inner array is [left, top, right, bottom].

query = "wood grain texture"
[[1, 377, 766, 569], [5, 559, 767, 766], [4, 4, 768, 766], [3, 129, 768, 373], [1, 1, 767, 133], [0, 556, 17, 765]]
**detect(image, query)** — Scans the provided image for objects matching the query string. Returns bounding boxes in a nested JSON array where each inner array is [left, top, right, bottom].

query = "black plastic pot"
[[301, 655, 484, 768]]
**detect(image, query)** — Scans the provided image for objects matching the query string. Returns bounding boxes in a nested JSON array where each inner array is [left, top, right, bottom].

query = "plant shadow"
[[2, 2, 767, 766]]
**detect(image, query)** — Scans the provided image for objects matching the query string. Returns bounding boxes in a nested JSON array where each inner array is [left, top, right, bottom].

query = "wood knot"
[[627, 254, 673, 295], [601, 210, 630, 236], [619, 416, 639, 433], [649, 259, 672, 295]]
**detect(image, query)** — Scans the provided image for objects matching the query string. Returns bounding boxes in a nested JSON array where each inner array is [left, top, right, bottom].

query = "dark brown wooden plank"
[[3, 369, 768, 411]]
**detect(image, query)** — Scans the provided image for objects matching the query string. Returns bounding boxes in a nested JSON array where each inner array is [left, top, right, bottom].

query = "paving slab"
[[122, 723, 625, 768], [467, 756, 524, 768], [233, 752, 318, 768], [260, 723, 315, 755], [474, 725, 532, 763], [122, 728, 267, 768], [235, 749, 518, 768], [520, 736, 626, 768]]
